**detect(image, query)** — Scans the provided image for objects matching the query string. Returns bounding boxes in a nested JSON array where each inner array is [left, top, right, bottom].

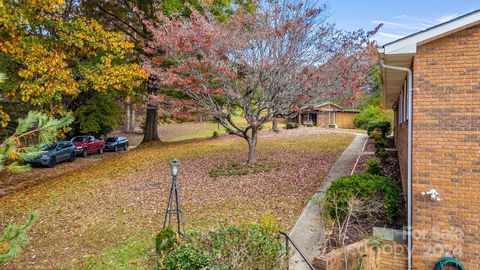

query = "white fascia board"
[[383, 10, 480, 55], [384, 43, 417, 55]]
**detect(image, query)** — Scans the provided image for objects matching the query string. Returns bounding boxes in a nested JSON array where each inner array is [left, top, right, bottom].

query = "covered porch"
[[295, 102, 359, 129]]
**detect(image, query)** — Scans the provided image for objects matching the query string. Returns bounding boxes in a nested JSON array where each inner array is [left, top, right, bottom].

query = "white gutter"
[[379, 59, 413, 270]]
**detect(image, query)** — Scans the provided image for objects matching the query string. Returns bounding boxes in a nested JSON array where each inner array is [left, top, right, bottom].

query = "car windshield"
[[58, 142, 70, 148], [106, 137, 117, 142], [42, 143, 57, 151], [72, 137, 87, 143]]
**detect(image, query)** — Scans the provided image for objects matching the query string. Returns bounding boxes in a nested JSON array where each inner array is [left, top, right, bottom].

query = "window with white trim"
[[399, 90, 403, 124], [403, 80, 408, 122]]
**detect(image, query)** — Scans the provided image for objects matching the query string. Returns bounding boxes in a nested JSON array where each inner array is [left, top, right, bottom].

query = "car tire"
[[48, 157, 56, 168], [98, 146, 104, 154], [82, 148, 88, 158], [114, 146, 118, 152], [124, 143, 128, 151], [68, 152, 76, 162]]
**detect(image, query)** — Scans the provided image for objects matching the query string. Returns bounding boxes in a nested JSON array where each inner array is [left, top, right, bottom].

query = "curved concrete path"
[[289, 133, 368, 269]]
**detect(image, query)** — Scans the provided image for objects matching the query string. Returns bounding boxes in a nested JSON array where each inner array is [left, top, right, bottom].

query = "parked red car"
[[71, 136, 105, 157]]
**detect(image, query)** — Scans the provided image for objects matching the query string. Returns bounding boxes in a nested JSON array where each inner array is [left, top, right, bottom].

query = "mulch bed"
[[363, 138, 375, 152], [352, 153, 375, 174]]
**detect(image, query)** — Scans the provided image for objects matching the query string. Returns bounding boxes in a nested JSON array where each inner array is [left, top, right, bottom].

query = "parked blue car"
[[29, 141, 76, 167], [104, 136, 129, 152]]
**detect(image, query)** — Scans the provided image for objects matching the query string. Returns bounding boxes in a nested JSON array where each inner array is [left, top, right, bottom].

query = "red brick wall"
[[312, 240, 407, 270], [411, 24, 480, 269], [395, 119, 408, 196]]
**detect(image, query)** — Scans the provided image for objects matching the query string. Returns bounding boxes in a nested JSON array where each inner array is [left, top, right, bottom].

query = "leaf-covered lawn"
[[112, 117, 287, 147], [0, 129, 354, 269]]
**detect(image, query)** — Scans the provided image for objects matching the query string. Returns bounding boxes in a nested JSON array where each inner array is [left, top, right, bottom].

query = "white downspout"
[[380, 59, 413, 270]]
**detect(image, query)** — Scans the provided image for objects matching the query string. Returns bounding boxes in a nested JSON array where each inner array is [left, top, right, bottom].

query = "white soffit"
[[383, 9, 480, 55], [379, 9, 480, 108]]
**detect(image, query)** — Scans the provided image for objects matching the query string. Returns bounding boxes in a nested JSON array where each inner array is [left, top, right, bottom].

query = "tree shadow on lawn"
[[0, 133, 354, 270]]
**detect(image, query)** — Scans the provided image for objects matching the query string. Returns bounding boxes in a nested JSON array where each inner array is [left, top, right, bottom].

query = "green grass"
[[79, 233, 152, 270]]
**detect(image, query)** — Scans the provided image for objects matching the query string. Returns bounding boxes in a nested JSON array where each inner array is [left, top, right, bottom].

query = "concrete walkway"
[[289, 133, 368, 269]]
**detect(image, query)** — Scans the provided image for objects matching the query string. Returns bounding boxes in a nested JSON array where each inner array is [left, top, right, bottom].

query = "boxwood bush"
[[369, 129, 388, 158], [323, 173, 401, 223], [285, 122, 298, 129], [367, 121, 391, 138], [155, 216, 285, 270], [366, 159, 381, 175]]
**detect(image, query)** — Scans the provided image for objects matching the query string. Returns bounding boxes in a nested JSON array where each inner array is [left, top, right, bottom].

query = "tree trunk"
[[124, 103, 136, 133], [246, 127, 258, 165], [142, 76, 160, 143], [272, 116, 279, 133], [122, 104, 130, 133], [142, 105, 160, 143], [130, 108, 136, 133]]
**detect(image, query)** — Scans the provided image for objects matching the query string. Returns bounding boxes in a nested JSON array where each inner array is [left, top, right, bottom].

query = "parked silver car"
[[29, 141, 76, 167]]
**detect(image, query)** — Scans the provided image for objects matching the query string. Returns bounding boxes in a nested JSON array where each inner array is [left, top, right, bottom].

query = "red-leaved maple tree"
[[143, 0, 378, 165]]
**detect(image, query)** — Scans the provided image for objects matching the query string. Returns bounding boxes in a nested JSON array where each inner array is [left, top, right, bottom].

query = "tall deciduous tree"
[[81, 0, 256, 143], [144, 0, 377, 164], [0, 0, 146, 121], [320, 43, 379, 108], [73, 92, 122, 137]]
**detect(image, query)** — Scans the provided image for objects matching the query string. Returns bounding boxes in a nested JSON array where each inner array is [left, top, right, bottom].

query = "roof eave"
[[379, 9, 480, 109], [382, 9, 480, 55]]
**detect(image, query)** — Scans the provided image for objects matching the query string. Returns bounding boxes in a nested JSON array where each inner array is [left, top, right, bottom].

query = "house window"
[[398, 79, 409, 124], [404, 81, 408, 121], [399, 91, 403, 124]]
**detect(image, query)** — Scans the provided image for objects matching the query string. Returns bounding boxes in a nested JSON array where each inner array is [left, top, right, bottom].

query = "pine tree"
[[0, 112, 74, 172], [0, 213, 37, 265], [0, 111, 72, 265]]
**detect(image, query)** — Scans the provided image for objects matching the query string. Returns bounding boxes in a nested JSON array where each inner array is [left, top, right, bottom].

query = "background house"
[[380, 10, 480, 270], [296, 102, 359, 129]]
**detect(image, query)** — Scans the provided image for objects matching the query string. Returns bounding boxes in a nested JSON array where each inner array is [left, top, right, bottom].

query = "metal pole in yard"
[[163, 159, 184, 237]]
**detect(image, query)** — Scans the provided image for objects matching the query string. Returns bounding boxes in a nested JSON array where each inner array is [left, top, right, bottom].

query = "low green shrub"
[[366, 159, 380, 175], [212, 131, 219, 138], [155, 227, 176, 255], [285, 122, 298, 129], [370, 129, 388, 158], [323, 173, 401, 223], [163, 243, 212, 270], [156, 216, 285, 270], [367, 121, 391, 138], [209, 160, 283, 177], [375, 146, 387, 159]]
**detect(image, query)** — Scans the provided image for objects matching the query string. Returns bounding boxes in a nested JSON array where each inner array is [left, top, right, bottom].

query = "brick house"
[[379, 10, 480, 270]]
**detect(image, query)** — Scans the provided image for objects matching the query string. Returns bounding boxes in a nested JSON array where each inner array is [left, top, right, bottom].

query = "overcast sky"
[[325, 0, 480, 45]]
